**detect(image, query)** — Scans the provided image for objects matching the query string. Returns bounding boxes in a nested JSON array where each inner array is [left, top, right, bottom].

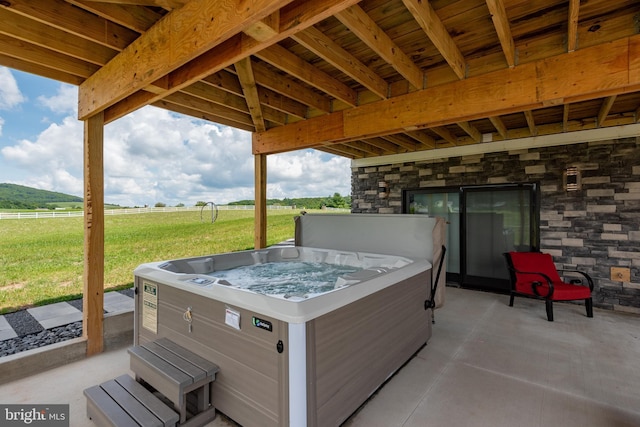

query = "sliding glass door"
[[404, 183, 538, 292], [462, 185, 537, 291]]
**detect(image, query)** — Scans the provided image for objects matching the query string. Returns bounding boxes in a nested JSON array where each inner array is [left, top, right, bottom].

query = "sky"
[[0, 67, 352, 207]]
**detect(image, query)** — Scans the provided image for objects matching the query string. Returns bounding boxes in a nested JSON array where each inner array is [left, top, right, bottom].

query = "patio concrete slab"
[[103, 291, 134, 313], [27, 301, 82, 329], [0, 316, 17, 341], [2, 287, 639, 427]]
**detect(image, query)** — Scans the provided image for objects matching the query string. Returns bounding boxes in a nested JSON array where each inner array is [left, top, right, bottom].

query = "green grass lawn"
[[0, 209, 318, 314]]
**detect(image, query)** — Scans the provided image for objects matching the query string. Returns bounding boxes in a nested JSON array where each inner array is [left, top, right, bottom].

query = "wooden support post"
[[83, 112, 105, 356], [254, 153, 267, 249]]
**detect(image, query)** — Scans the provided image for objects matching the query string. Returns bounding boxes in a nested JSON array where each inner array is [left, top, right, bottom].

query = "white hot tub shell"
[[133, 214, 446, 426]]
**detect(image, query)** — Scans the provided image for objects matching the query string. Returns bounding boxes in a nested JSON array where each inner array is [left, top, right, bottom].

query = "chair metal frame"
[[504, 251, 594, 321]]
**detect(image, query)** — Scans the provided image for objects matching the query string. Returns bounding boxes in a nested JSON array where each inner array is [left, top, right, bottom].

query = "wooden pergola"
[[1, 0, 639, 355]]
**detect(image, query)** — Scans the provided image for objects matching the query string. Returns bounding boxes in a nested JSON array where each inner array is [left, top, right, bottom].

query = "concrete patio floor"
[[1, 287, 639, 426]]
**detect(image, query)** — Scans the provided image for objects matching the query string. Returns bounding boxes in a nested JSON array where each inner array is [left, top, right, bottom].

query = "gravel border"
[[0, 289, 134, 358]]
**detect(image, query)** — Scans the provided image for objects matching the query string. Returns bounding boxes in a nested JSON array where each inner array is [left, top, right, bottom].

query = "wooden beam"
[[382, 134, 419, 151], [253, 36, 640, 154], [489, 116, 508, 139], [402, 0, 466, 79], [405, 130, 436, 149], [524, 110, 537, 136], [430, 126, 458, 146], [78, 0, 294, 120], [2, 0, 138, 51], [93, 0, 361, 123], [457, 121, 482, 142], [251, 59, 332, 113], [254, 154, 267, 249], [83, 111, 105, 356], [153, 99, 256, 132], [563, 103, 570, 131], [336, 5, 424, 90], [235, 58, 266, 132], [292, 26, 389, 99], [597, 95, 617, 127], [244, 11, 280, 42], [68, 0, 161, 33], [256, 44, 358, 106], [485, 0, 516, 67], [567, 0, 580, 52]]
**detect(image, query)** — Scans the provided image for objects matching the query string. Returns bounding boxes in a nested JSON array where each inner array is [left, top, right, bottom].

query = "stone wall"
[[351, 137, 640, 313]]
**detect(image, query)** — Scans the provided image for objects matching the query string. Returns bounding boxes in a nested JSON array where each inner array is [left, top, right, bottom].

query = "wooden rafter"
[[489, 116, 508, 139], [563, 103, 571, 131], [524, 110, 537, 136], [402, 0, 466, 79], [254, 35, 640, 154], [597, 96, 617, 127], [430, 126, 458, 146], [235, 57, 267, 132], [457, 121, 482, 143], [292, 26, 389, 99], [567, 0, 580, 52], [486, 0, 516, 67], [336, 5, 424, 90], [256, 44, 358, 106]]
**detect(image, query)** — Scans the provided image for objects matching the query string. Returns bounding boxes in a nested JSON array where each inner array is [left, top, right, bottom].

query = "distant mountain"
[[0, 183, 82, 209]]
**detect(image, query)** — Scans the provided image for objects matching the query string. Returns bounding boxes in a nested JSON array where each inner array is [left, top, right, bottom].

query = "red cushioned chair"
[[504, 251, 594, 321]]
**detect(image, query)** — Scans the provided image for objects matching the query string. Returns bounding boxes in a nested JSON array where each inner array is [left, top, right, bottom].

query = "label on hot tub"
[[142, 281, 158, 333], [252, 316, 273, 332]]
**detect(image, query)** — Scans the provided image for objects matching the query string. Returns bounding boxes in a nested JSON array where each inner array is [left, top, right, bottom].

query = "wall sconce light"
[[378, 181, 389, 198], [563, 166, 581, 191]]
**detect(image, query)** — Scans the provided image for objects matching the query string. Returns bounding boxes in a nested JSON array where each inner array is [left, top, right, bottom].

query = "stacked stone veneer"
[[351, 137, 640, 313]]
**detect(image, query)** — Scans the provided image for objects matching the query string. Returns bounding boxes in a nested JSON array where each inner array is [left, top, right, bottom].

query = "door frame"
[[403, 182, 540, 292]]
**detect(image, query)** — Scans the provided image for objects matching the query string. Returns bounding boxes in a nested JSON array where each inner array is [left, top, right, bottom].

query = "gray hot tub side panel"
[[134, 277, 290, 427], [306, 269, 432, 427]]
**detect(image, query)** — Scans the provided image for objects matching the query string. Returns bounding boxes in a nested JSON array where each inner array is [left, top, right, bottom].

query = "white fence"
[[0, 205, 299, 220]]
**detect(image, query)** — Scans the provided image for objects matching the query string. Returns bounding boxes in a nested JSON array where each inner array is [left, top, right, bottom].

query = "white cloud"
[[1, 83, 352, 207], [0, 67, 26, 110], [37, 84, 78, 115]]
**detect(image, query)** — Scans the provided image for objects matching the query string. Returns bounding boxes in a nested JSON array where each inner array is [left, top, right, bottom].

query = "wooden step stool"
[[128, 338, 219, 426], [84, 338, 219, 427], [84, 374, 179, 427]]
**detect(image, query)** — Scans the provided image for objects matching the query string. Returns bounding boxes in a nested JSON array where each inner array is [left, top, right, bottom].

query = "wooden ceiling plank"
[[485, 0, 516, 67], [336, 5, 424, 90], [0, 34, 99, 78], [68, 0, 161, 33], [430, 126, 458, 145], [567, 0, 580, 52], [0, 8, 118, 67], [405, 130, 436, 149], [348, 140, 386, 156], [244, 12, 280, 42], [292, 26, 389, 99], [254, 35, 640, 154], [164, 92, 255, 127], [100, 0, 361, 123], [0, 53, 84, 85], [153, 100, 255, 132], [235, 57, 267, 132], [489, 116, 508, 139], [382, 134, 419, 150], [597, 95, 617, 127], [524, 110, 537, 136], [251, 59, 331, 113], [80, 0, 187, 9], [1, 0, 138, 51], [256, 44, 358, 106], [363, 138, 403, 154], [320, 143, 363, 158], [257, 87, 308, 120], [402, 0, 466, 80], [457, 121, 482, 142], [78, 0, 294, 120]]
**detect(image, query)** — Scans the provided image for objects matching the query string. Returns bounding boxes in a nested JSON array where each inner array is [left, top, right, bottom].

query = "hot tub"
[[134, 214, 446, 427]]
